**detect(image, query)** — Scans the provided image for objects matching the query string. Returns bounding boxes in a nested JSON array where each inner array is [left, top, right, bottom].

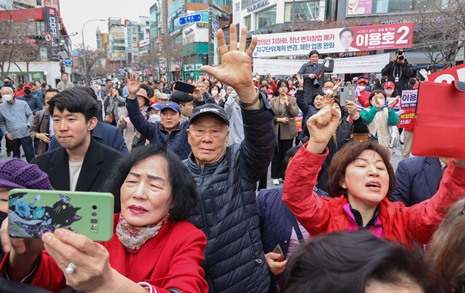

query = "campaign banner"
[[252, 23, 414, 58], [399, 90, 418, 127], [427, 63, 465, 83], [253, 53, 390, 75]]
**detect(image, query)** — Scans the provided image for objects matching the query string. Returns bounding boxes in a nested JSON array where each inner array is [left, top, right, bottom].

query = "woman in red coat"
[[0, 145, 208, 293], [282, 98, 465, 247]]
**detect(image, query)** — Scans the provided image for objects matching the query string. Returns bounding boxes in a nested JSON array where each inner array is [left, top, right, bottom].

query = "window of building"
[[255, 6, 276, 30], [284, 1, 319, 22], [244, 15, 251, 30], [347, 0, 440, 15], [36, 0, 42, 5]]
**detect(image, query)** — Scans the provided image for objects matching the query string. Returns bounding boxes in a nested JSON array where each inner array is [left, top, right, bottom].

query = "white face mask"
[[385, 89, 394, 95], [149, 114, 159, 123], [358, 86, 366, 92], [323, 89, 333, 95], [2, 95, 13, 102], [211, 90, 218, 96]]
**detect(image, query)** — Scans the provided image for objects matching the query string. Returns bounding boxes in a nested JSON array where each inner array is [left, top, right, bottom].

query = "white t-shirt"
[[69, 161, 83, 192]]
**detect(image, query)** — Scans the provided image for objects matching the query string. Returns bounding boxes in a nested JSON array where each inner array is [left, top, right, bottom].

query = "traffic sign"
[[44, 32, 53, 43], [179, 14, 202, 25], [63, 60, 73, 67]]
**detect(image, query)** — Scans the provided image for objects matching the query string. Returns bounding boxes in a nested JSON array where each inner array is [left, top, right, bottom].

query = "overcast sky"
[[60, 0, 156, 49]]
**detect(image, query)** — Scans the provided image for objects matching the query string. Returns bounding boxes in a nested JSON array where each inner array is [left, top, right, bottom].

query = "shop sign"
[[247, 0, 269, 13], [43, 7, 60, 61], [253, 22, 414, 57], [184, 64, 195, 71]]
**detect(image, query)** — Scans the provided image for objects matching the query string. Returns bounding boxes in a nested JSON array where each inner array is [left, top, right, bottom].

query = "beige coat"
[[117, 106, 148, 151], [269, 96, 299, 140], [367, 108, 390, 147]]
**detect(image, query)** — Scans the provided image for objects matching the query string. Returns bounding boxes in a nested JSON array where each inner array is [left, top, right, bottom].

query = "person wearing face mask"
[[210, 84, 225, 106], [2, 77, 16, 92], [118, 88, 150, 151], [355, 79, 371, 108], [18, 82, 43, 115], [0, 87, 35, 162], [361, 90, 399, 148], [0, 158, 55, 260]]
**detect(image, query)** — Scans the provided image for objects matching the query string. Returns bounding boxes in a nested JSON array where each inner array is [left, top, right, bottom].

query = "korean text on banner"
[[399, 90, 418, 127], [253, 53, 390, 75], [252, 23, 414, 58]]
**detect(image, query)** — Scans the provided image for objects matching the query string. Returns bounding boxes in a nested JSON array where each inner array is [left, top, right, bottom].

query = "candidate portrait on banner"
[[339, 28, 360, 52]]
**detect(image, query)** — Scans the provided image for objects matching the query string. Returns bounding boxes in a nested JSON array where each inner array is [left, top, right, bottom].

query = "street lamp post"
[[81, 19, 105, 85]]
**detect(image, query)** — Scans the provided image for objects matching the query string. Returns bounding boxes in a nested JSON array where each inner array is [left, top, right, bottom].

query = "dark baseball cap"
[[189, 103, 229, 126], [160, 101, 181, 113]]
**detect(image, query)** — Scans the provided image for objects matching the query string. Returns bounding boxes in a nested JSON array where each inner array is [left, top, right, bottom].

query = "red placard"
[[427, 63, 465, 84], [295, 113, 303, 133]]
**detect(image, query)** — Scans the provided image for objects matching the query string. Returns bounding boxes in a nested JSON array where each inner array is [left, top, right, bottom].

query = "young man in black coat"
[[31, 88, 123, 212]]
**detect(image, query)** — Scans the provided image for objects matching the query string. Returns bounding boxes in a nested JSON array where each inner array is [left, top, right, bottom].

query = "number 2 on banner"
[[355, 25, 411, 47], [396, 26, 410, 45]]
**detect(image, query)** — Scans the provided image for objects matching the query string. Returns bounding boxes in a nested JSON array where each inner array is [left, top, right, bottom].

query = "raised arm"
[[125, 77, 157, 141], [201, 24, 276, 182], [295, 74, 309, 116], [324, 58, 334, 73]]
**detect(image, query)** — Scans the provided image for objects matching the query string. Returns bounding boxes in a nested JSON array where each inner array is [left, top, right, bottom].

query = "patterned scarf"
[[116, 213, 170, 253]]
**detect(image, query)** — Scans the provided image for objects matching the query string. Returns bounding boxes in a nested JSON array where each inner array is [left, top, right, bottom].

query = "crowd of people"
[[0, 23, 464, 293]]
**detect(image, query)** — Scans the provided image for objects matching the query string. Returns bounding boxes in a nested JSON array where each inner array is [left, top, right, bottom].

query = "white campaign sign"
[[253, 54, 390, 75]]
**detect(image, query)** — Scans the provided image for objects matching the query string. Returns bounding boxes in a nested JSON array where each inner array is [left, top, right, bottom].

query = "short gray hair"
[[1, 87, 13, 95]]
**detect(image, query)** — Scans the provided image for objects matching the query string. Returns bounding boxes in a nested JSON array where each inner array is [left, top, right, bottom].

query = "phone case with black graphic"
[[8, 189, 114, 242]]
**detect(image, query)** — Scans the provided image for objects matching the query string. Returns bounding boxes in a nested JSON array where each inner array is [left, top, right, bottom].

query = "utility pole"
[[208, 0, 213, 66]]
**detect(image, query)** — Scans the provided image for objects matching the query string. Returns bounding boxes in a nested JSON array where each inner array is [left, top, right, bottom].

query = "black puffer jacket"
[[185, 93, 276, 293]]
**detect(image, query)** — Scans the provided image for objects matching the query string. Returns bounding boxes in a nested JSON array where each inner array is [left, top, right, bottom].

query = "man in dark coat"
[[31, 88, 123, 212], [126, 24, 276, 293], [391, 157, 443, 206], [297, 50, 334, 105]]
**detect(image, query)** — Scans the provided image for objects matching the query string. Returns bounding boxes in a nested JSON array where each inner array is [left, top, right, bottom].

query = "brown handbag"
[[352, 133, 371, 142]]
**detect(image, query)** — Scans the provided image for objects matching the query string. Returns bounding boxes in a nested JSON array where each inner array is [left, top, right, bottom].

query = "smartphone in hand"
[[8, 189, 114, 241], [272, 244, 285, 262], [174, 81, 195, 94]]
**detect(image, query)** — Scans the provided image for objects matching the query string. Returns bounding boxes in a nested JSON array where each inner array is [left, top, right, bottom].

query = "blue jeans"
[[13, 136, 35, 162]]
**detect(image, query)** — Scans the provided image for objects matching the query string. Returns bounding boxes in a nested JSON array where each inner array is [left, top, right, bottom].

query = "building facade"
[[0, 3, 71, 87], [125, 16, 150, 70]]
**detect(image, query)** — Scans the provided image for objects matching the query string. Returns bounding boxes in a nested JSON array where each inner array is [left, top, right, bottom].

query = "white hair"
[[0, 87, 13, 95]]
